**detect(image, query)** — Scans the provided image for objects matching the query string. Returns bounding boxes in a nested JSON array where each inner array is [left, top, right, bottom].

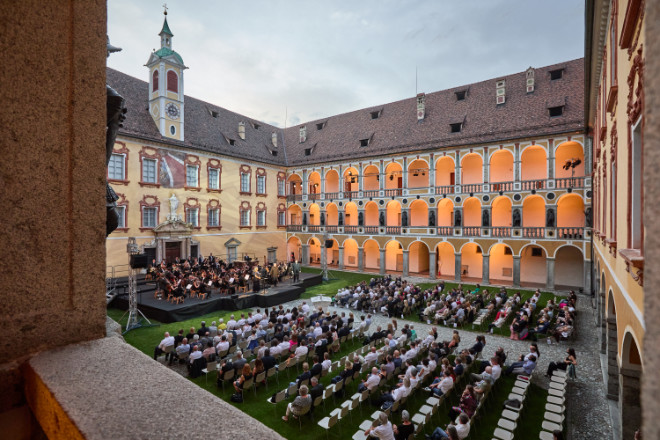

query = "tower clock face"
[[166, 102, 180, 119]]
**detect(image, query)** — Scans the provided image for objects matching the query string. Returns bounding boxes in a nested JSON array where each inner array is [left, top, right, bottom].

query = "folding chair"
[[317, 413, 338, 440], [202, 360, 217, 385]]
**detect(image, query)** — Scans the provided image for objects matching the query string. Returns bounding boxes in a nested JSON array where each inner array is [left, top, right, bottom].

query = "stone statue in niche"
[[512, 208, 521, 227], [585, 207, 592, 227], [379, 211, 385, 226], [401, 211, 408, 227], [482, 210, 490, 227], [302, 213, 307, 226], [429, 210, 436, 227], [320, 212, 325, 226], [358, 212, 363, 226], [105, 36, 127, 237], [454, 210, 462, 227], [168, 194, 179, 221], [546, 208, 555, 227]]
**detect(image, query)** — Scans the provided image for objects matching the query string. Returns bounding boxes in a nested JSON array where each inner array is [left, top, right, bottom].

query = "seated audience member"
[[174, 337, 190, 363], [233, 351, 247, 374], [427, 414, 469, 439], [428, 370, 453, 397], [233, 364, 253, 395], [546, 348, 577, 377], [153, 331, 175, 361], [282, 385, 312, 421], [506, 354, 537, 375], [380, 378, 410, 406], [448, 385, 478, 420], [393, 410, 415, 440], [309, 376, 324, 402], [365, 411, 395, 440], [261, 349, 277, 372], [358, 367, 381, 393]]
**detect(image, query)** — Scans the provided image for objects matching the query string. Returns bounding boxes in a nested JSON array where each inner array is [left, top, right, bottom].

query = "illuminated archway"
[[385, 240, 403, 272], [409, 199, 429, 226], [460, 243, 483, 279], [385, 162, 403, 189], [489, 149, 513, 183], [435, 156, 455, 187], [308, 203, 320, 225], [491, 196, 512, 227], [326, 203, 338, 226], [343, 239, 359, 268], [363, 165, 380, 191], [287, 173, 302, 195], [344, 202, 358, 226], [287, 204, 302, 225], [308, 237, 321, 264], [437, 198, 454, 227], [521, 145, 548, 181], [365, 201, 379, 226], [408, 159, 430, 188], [461, 153, 483, 185], [554, 245, 584, 289], [363, 239, 380, 270], [325, 169, 340, 193], [557, 194, 585, 227], [286, 236, 302, 262], [409, 241, 430, 274], [520, 244, 547, 286], [325, 238, 339, 266], [522, 195, 545, 227], [343, 167, 359, 193], [435, 242, 455, 278], [463, 197, 481, 227], [386, 200, 401, 226], [489, 243, 513, 283], [555, 141, 585, 179], [308, 171, 321, 195]]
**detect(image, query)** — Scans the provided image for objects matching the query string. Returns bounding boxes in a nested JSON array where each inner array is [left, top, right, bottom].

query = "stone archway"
[[620, 332, 643, 440], [606, 289, 619, 401]]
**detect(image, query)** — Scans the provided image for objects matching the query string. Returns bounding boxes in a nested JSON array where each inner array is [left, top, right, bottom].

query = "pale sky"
[[107, 0, 584, 128]]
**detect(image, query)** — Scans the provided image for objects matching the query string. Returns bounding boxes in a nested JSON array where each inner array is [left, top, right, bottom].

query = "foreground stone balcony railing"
[[286, 175, 590, 201], [286, 224, 591, 240]]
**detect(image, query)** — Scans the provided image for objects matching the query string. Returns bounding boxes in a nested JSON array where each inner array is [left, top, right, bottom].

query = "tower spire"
[[159, 4, 173, 49]]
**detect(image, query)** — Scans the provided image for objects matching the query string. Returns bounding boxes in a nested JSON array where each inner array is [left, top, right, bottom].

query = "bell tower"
[[145, 6, 187, 141]]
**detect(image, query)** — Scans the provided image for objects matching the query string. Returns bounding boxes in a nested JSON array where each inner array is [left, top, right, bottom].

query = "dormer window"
[[211, 110, 219, 118], [455, 90, 467, 101], [450, 123, 463, 133], [304, 148, 312, 156], [360, 139, 370, 147], [228, 139, 235, 146], [252, 122, 260, 130], [548, 106, 564, 117], [549, 69, 564, 80], [316, 122, 326, 130], [370, 111, 381, 120]]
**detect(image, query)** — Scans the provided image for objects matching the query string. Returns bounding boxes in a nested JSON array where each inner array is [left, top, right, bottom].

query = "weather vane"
[[163, 3, 168, 15]]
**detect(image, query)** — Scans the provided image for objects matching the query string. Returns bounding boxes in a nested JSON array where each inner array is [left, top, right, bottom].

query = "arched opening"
[[522, 195, 545, 227], [408, 159, 430, 188], [152, 70, 159, 92], [385, 240, 403, 272], [435, 242, 455, 278], [463, 197, 481, 227], [489, 243, 513, 284], [620, 332, 642, 440], [166, 70, 178, 93], [521, 145, 548, 181], [409, 241, 430, 275], [489, 149, 513, 183], [461, 153, 483, 185], [386, 200, 401, 226], [520, 245, 547, 287], [363, 239, 380, 270], [325, 170, 340, 193], [287, 236, 302, 262], [326, 203, 338, 226], [365, 201, 379, 226], [363, 165, 380, 191], [287, 204, 302, 225], [308, 203, 320, 226], [343, 239, 359, 268], [606, 289, 619, 401], [325, 238, 339, 267], [557, 194, 585, 227], [344, 202, 358, 226], [435, 156, 456, 188], [460, 243, 483, 280], [437, 199, 454, 227], [555, 141, 585, 179], [309, 237, 321, 265], [409, 200, 429, 227], [554, 246, 584, 289], [385, 162, 403, 190], [491, 196, 512, 227], [343, 167, 359, 193], [308, 171, 321, 196], [287, 174, 302, 196]]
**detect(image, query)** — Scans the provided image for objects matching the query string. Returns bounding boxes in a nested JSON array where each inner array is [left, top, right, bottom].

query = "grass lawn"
[[108, 270, 551, 439]]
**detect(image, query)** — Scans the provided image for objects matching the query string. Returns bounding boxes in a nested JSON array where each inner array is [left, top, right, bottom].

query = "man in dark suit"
[[309, 377, 324, 411], [261, 349, 277, 372], [310, 355, 323, 378]]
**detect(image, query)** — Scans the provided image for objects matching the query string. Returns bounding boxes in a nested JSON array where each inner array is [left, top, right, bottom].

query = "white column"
[[402, 250, 409, 277]]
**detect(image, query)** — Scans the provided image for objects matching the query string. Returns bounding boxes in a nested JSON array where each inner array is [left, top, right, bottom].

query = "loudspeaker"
[[325, 240, 333, 248], [130, 253, 149, 269]]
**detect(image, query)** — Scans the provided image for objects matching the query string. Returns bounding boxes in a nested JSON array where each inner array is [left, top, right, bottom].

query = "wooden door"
[[165, 242, 181, 263]]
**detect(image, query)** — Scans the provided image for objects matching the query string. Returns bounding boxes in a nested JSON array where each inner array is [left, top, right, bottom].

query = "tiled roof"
[[107, 57, 584, 167], [283, 58, 585, 165]]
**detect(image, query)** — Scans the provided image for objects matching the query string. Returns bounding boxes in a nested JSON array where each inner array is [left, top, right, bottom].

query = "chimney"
[[496, 79, 506, 104], [238, 121, 246, 140], [299, 126, 307, 143], [526, 67, 535, 93], [271, 132, 278, 147], [416, 93, 426, 122]]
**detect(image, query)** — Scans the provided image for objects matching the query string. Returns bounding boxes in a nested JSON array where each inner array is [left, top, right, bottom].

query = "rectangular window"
[[228, 247, 237, 262], [240, 209, 250, 226], [359, 139, 369, 147], [278, 211, 285, 226], [278, 179, 285, 196], [631, 119, 642, 248], [240, 173, 250, 193], [257, 175, 266, 194], [142, 158, 157, 183], [549, 69, 564, 80], [257, 210, 266, 226], [116, 205, 126, 228], [186, 165, 198, 187], [208, 168, 219, 190], [108, 154, 125, 180], [450, 123, 462, 133], [142, 207, 157, 228], [455, 90, 466, 101], [549, 106, 564, 117], [208, 208, 219, 227], [186, 208, 199, 227]]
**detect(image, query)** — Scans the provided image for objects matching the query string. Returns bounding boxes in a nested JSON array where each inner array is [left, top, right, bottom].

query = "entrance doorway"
[[165, 242, 181, 263]]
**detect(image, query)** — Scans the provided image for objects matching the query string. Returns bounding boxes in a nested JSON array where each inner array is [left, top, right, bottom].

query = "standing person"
[[292, 260, 301, 282]]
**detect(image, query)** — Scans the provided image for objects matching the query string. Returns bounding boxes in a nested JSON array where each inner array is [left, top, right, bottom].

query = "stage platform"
[[110, 273, 322, 323]]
